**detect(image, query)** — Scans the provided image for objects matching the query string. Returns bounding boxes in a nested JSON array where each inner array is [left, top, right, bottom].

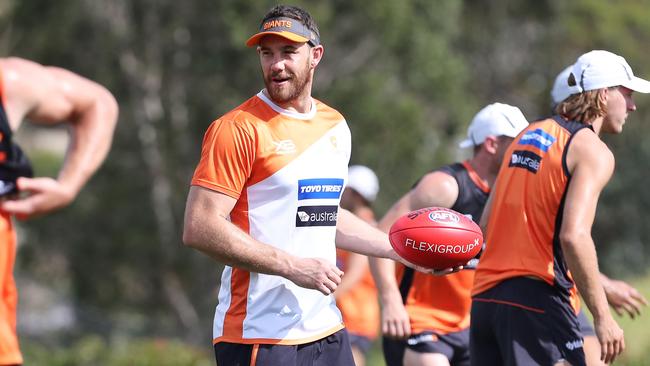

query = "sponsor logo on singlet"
[[518, 128, 556, 152], [428, 210, 460, 223], [298, 179, 344, 200], [296, 205, 339, 227], [509, 150, 542, 173]]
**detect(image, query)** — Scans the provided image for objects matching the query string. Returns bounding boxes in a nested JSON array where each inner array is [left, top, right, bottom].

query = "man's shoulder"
[[313, 98, 346, 121], [215, 95, 270, 127], [568, 128, 614, 174], [419, 169, 459, 190]]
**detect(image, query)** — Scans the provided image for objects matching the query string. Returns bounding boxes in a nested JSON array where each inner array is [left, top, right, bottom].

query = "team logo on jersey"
[[296, 205, 338, 227], [330, 136, 338, 149], [517, 128, 556, 152], [298, 178, 344, 200], [272, 139, 297, 155], [509, 150, 542, 173], [428, 210, 460, 223]]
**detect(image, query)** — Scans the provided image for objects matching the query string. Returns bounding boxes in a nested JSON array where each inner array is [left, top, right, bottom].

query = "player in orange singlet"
[[550, 66, 648, 366], [371, 103, 528, 366], [0, 58, 118, 365], [335, 165, 381, 366], [471, 50, 650, 366]]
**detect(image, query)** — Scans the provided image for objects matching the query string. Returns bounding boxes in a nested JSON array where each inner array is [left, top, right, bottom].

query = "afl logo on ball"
[[428, 210, 460, 223]]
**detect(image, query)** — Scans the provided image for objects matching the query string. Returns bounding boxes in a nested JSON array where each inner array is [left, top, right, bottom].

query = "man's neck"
[[262, 89, 313, 114], [467, 156, 496, 188], [589, 116, 604, 136]]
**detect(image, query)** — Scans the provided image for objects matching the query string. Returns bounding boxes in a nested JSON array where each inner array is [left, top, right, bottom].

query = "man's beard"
[[264, 62, 312, 105]]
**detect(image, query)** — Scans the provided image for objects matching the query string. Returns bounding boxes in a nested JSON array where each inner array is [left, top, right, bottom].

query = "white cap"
[[347, 165, 379, 203], [551, 65, 582, 105], [570, 50, 650, 94], [459, 103, 529, 148]]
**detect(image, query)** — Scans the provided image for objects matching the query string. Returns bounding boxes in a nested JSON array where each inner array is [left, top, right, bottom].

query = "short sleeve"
[[190, 119, 256, 199]]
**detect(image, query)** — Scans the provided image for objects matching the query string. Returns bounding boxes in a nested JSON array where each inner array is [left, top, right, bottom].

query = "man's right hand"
[[594, 315, 625, 364], [286, 257, 343, 296], [381, 294, 412, 339]]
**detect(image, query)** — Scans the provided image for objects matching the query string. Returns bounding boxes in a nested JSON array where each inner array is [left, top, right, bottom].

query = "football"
[[388, 207, 483, 270]]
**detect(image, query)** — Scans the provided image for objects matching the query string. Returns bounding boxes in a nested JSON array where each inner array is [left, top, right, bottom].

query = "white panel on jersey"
[[232, 121, 351, 341]]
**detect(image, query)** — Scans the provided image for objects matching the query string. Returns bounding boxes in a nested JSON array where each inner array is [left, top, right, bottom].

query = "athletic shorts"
[[382, 329, 470, 366], [470, 277, 585, 366], [348, 333, 373, 355], [577, 308, 596, 337], [213, 329, 355, 366]]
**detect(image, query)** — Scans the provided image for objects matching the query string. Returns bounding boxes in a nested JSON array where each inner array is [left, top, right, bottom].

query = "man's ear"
[[598, 88, 609, 104], [483, 135, 499, 154], [310, 45, 324, 68]]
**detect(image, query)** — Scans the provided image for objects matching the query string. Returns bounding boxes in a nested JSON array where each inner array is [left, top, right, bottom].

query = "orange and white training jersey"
[[191, 91, 351, 345], [472, 116, 591, 308]]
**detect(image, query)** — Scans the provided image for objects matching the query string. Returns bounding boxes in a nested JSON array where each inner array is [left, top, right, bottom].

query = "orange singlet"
[[0, 67, 22, 365], [472, 116, 589, 312]]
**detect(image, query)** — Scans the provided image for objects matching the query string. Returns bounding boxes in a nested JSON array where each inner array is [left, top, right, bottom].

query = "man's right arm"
[[369, 171, 458, 338], [561, 129, 624, 364], [182, 186, 343, 295]]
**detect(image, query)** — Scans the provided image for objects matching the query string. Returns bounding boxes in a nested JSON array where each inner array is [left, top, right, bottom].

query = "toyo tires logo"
[[428, 210, 460, 223]]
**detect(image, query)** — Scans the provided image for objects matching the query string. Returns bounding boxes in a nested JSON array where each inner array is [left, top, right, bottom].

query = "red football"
[[389, 207, 483, 270]]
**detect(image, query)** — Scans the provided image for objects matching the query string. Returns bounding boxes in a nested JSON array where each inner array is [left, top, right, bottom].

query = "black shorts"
[[213, 329, 355, 366], [382, 329, 470, 366], [577, 308, 596, 337], [470, 277, 585, 366]]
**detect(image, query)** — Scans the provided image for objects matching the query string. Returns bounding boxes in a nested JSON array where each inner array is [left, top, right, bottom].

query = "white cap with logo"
[[551, 65, 582, 105], [459, 103, 529, 148], [570, 50, 650, 94], [347, 165, 379, 203]]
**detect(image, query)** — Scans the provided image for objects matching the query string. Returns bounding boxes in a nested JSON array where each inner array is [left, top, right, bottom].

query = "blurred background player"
[[471, 50, 650, 365], [335, 165, 381, 366], [0, 57, 118, 366], [550, 65, 648, 366], [370, 103, 528, 366]]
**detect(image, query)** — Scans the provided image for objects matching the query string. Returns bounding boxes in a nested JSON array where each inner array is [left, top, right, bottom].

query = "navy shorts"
[[577, 308, 596, 337], [470, 277, 585, 366], [213, 329, 355, 366], [382, 329, 470, 366]]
